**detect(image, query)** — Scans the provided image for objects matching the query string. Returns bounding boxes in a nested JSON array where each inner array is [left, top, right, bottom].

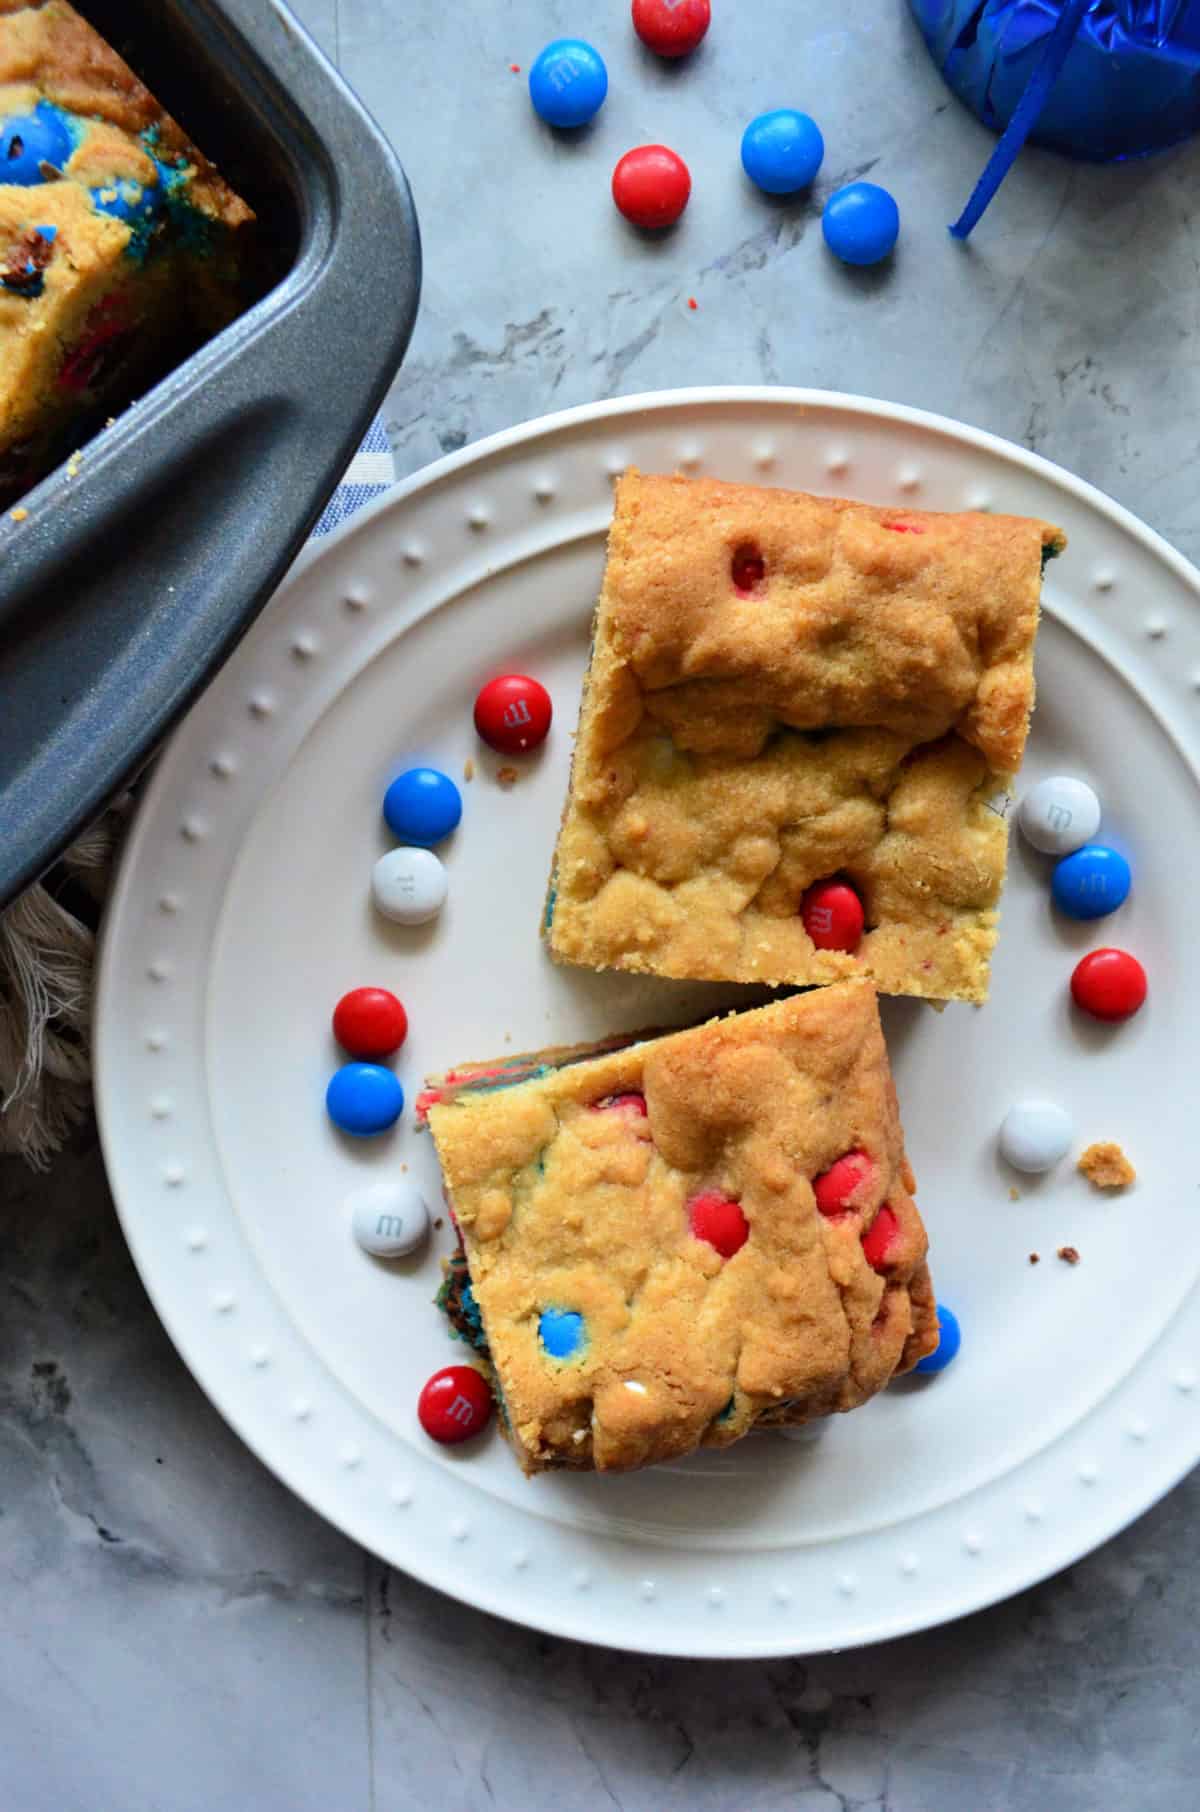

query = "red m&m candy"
[[332, 986, 408, 1060], [417, 1365, 494, 1445], [612, 145, 691, 230], [632, 0, 711, 58], [688, 1190, 749, 1258], [813, 1149, 876, 1217], [1070, 948, 1147, 1021], [801, 879, 865, 953], [861, 1204, 899, 1271], [474, 674, 552, 753]]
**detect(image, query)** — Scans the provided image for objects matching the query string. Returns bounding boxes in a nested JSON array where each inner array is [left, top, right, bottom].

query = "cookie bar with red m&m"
[[426, 982, 937, 1475], [544, 469, 1064, 1003]]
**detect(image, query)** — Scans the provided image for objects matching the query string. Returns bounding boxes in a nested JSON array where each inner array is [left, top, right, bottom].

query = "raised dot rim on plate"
[[184, 1227, 207, 1252], [341, 1446, 363, 1469], [250, 1345, 271, 1368], [158, 893, 180, 914], [147, 960, 171, 982], [451, 1517, 470, 1542], [897, 465, 921, 491], [963, 1531, 983, 1555], [467, 506, 490, 530], [707, 1587, 725, 1608], [640, 1580, 657, 1601], [390, 1484, 413, 1508], [533, 479, 556, 502], [900, 1554, 919, 1577], [1176, 1369, 1197, 1394], [149, 1095, 171, 1119], [212, 1290, 235, 1314], [1078, 1464, 1098, 1484], [1146, 618, 1167, 639], [180, 816, 207, 842], [292, 632, 319, 659], [837, 1573, 857, 1597], [512, 1550, 530, 1570], [248, 692, 275, 717], [163, 1161, 185, 1186], [292, 1399, 313, 1422], [145, 1031, 167, 1052], [209, 753, 236, 780]]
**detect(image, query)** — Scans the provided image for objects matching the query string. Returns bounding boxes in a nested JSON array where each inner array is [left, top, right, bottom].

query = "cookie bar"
[[1, 0, 254, 503], [545, 470, 1064, 1003], [426, 982, 937, 1475]]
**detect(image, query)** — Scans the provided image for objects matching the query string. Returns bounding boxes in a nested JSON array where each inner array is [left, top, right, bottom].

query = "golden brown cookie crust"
[[428, 983, 937, 1475], [546, 470, 1063, 1003]]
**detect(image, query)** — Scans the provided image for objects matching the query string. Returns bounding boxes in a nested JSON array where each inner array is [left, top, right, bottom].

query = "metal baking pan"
[[0, 0, 421, 905]]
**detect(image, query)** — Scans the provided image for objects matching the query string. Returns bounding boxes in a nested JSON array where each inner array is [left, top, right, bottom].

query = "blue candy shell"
[[326, 1063, 405, 1137], [741, 109, 825, 195], [822, 181, 900, 266], [89, 174, 162, 228], [0, 100, 75, 184], [539, 1307, 586, 1360], [383, 767, 462, 846], [914, 1304, 961, 1375], [528, 39, 608, 129], [1051, 844, 1131, 921]]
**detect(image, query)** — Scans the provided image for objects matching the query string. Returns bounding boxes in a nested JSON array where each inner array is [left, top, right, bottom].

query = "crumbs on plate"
[[1078, 1141, 1135, 1191], [1057, 1245, 1081, 1266]]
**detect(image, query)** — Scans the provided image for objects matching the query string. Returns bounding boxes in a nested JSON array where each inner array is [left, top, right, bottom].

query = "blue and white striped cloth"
[[311, 415, 395, 538]]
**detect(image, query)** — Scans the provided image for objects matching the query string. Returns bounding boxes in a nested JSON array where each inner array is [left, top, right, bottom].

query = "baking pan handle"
[[0, 0, 421, 905]]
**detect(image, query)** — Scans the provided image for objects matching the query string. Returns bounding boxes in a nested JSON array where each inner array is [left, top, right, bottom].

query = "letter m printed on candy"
[[503, 697, 533, 729], [447, 1392, 476, 1426], [809, 905, 834, 936]]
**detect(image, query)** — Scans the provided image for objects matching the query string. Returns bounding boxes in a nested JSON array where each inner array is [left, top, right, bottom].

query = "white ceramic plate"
[[97, 389, 1200, 1659]]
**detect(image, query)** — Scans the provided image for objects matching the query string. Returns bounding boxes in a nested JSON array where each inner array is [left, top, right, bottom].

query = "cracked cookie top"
[[546, 470, 1064, 1002], [427, 984, 936, 1475]]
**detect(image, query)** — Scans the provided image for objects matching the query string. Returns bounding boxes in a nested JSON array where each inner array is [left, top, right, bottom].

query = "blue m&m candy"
[[529, 39, 608, 129], [741, 110, 825, 196], [539, 1307, 585, 1359], [383, 767, 462, 846], [914, 1304, 961, 1375], [1051, 844, 1131, 921], [326, 1063, 404, 1137], [1, 100, 74, 184], [90, 173, 162, 228], [822, 181, 900, 266]]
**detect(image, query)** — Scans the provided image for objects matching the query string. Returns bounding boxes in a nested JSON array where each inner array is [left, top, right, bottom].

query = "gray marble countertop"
[[5, 3, 1200, 1807]]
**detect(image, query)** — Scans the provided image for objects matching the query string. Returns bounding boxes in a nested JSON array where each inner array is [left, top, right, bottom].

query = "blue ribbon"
[[949, 0, 1095, 237]]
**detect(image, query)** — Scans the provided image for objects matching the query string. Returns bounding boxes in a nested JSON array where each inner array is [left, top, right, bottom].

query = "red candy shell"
[[1070, 948, 1147, 1022], [417, 1366, 493, 1445], [474, 674, 553, 754], [612, 144, 692, 230], [592, 1091, 649, 1115], [801, 879, 865, 953], [631, 0, 711, 58], [332, 986, 409, 1060], [688, 1190, 749, 1258], [813, 1149, 876, 1217], [861, 1204, 900, 1271]]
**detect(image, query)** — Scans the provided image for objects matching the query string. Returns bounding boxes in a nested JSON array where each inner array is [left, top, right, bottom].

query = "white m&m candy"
[[1018, 777, 1101, 856], [372, 847, 447, 924], [998, 1100, 1074, 1173], [350, 1180, 430, 1257]]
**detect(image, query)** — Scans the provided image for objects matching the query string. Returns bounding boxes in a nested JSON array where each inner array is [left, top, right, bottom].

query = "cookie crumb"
[[510, 61, 521, 72], [9, 506, 28, 521], [1008, 1186, 1020, 1202], [687, 296, 698, 311], [65, 450, 82, 479], [1057, 1245, 1081, 1265], [1029, 1252, 1040, 1265], [496, 765, 518, 787], [434, 1217, 444, 1231], [463, 758, 475, 782], [1078, 1141, 1135, 1190], [400, 1163, 407, 1173]]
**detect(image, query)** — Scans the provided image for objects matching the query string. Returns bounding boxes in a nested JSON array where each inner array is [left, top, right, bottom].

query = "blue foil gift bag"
[[911, 0, 1200, 233], [912, 0, 1200, 160]]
